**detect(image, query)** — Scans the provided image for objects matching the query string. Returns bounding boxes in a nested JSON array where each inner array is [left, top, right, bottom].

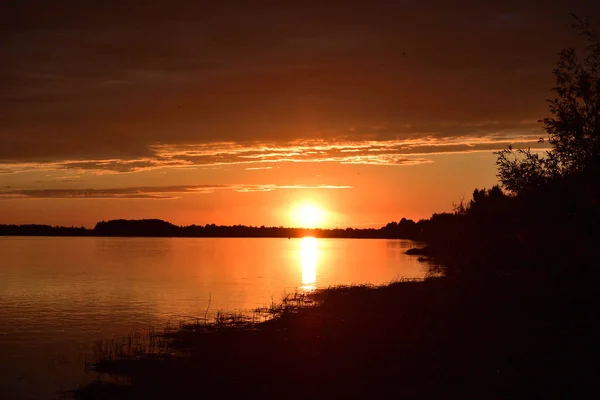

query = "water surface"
[[0, 236, 429, 399]]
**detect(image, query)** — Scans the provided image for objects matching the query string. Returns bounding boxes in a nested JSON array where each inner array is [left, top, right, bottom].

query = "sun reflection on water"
[[300, 237, 318, 291]]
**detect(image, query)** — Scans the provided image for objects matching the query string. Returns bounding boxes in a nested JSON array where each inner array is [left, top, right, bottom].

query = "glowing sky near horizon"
[[1, 1, 598, 228]]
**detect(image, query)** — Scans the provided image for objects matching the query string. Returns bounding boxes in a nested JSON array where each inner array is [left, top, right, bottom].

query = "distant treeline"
[[0, 224, 90, 236], [0, 217, 426, 240]]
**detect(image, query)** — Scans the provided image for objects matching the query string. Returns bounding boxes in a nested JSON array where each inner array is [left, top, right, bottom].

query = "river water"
[[0, 236, 430, 399]]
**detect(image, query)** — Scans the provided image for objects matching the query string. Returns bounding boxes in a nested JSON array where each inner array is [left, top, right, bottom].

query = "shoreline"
[[0, 234, 423, 240], [70, 272, 598, 399], [0, 218, 424, 240]]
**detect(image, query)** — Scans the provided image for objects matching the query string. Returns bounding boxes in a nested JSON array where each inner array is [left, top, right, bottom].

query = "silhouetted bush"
[[496, 17, 600, 195]]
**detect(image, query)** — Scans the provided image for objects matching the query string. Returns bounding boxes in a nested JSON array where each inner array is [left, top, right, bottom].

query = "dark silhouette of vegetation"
[[1, 218, 425, 239], [0, 224, 89, 236], [409, 18, 600, 276], [70, 275, 599, 399], [496, 16, 600, 195], [94, 219, 180, 237]]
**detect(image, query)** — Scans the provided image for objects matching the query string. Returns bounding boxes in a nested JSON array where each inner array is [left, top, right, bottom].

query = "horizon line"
[[0, 217, 426, 232]]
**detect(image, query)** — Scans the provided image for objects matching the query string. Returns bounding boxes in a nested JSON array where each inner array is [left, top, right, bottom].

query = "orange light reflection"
[[300, 237, 318, 291]]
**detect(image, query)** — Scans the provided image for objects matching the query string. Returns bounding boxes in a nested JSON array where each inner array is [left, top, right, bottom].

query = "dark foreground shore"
[[69, 270, 598, 400]]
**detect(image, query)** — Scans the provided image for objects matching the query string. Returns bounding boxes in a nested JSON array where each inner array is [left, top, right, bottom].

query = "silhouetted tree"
[[468, 186, 506, 212], [496, 16, 600, 194]]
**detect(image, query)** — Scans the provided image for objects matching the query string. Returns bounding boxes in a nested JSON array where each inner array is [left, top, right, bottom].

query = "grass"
[[91, 328, 172, 363], [68, 272, 599, 399]]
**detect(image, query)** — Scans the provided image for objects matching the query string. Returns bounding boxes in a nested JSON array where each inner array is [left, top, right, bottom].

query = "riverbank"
[[70, 271, 598, 399], [0, 218, 421, 240]]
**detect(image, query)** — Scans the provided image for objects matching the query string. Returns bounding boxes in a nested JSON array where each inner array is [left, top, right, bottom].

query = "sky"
[[1, 0, 599, 228]]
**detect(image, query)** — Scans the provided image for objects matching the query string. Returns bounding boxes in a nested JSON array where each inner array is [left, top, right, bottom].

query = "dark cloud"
[[0, 185, 225, 199], [0, 183, 353, 199], [1, 1, 598, 162]]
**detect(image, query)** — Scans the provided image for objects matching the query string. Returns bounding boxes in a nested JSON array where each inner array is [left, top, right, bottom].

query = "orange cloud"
[[0, 134, 547, 175]]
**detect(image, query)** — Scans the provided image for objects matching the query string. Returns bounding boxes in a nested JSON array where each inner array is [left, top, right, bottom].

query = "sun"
[[291, 202, 325, 228]]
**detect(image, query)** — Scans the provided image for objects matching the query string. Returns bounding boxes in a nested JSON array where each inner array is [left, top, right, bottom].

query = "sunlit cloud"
[[0, 184, 353, 199], [244, 166, 275, 171], [234, 184, 353, 193], [148, 134, 546, 167], [0, 134, 545, 175]]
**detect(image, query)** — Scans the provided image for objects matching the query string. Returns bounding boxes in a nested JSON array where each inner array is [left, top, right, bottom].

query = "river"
[[0, 236, 431, 399]]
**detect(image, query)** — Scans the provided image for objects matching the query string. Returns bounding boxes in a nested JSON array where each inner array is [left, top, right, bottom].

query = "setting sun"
[[291, 202, 325, 228]]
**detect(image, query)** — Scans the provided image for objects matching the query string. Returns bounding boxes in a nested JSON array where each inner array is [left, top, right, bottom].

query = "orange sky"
[[1, 1, 597, 228]]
